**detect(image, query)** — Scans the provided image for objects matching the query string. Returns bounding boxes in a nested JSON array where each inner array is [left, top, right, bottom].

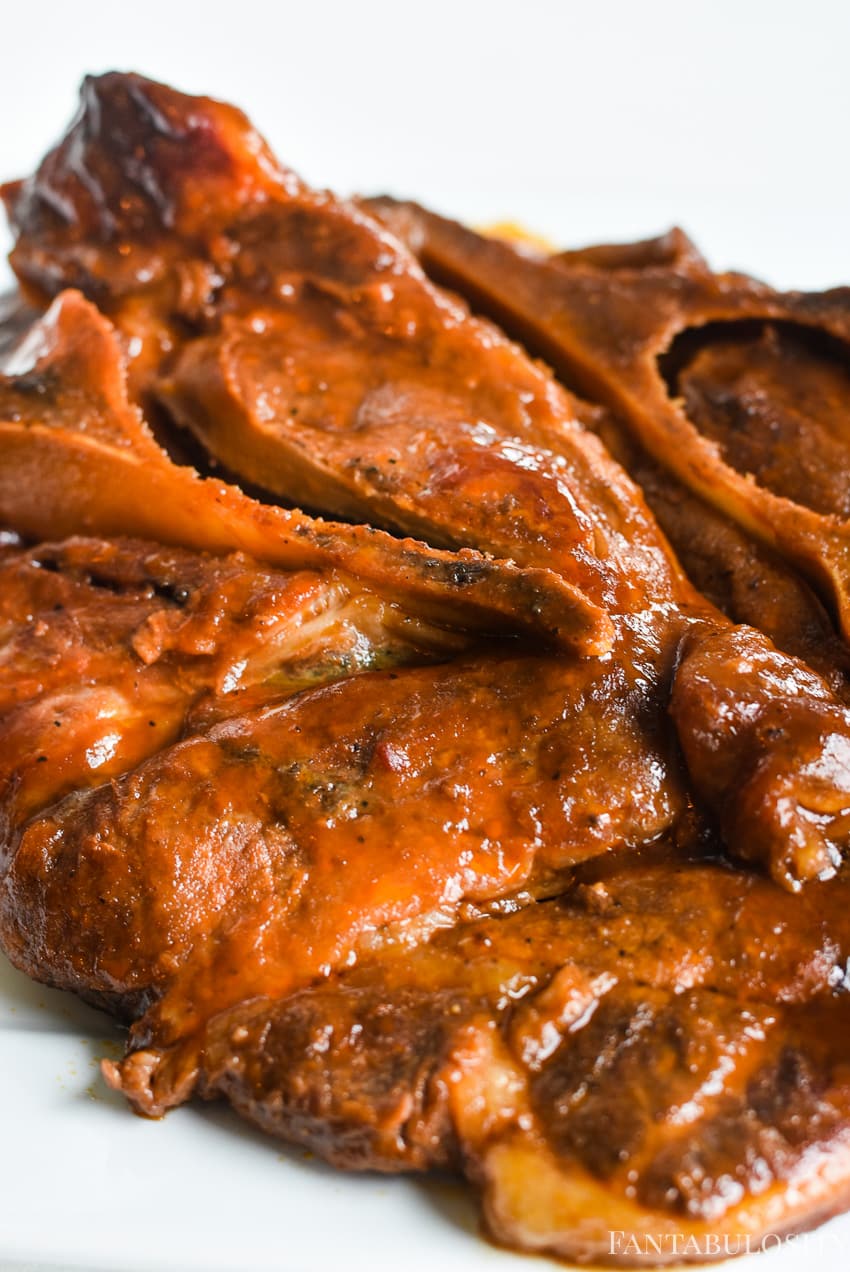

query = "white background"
[[0, 0, 849, 289], [1, 2, 850, 1269]]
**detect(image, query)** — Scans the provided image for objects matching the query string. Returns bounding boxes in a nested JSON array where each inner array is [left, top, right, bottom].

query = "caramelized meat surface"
[[590, 410, 850, 700], [12, 649, 687, 1090], [0, 290, 592, 651], [367, 199, 850, 637], [677, 323, 850, 519], [191, 854, 850, 1262], [2, 72, 850, 1267], [0, 534, 473, 828]]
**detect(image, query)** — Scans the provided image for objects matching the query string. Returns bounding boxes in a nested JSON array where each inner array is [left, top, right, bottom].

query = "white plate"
[[0, 954, 549, 1272]]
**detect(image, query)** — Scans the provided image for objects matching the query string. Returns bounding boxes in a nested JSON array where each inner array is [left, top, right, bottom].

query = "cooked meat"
[[6, 74, 850, 888], [2, 71, 850, 1268], [0, 290, 595, 652], [398, 219, 850, 698], [373, 212, 850, 696], [1, 630, 692, 1099], [131, 854, 850, 1264], [2, 531, 848, 1261], [589, 410, 850, 700], [0, 499, 699, 1262], [676, 323, 850, 519], [367, 199, 850, 639], [0, 533, 478, 828]]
